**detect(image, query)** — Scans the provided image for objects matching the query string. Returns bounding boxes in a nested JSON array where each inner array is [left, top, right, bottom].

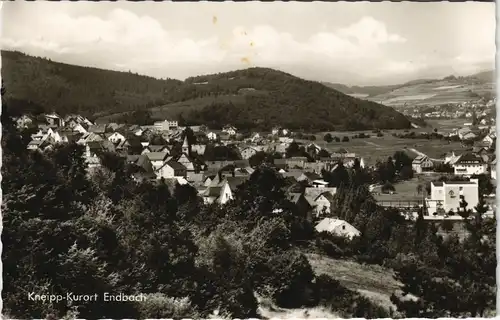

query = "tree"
[[342, 136, 350, 142], [323, 133, 333, 143], [381, 182, 395, 194], [393, 151, 412, 172], [416, 184, 424, 195]]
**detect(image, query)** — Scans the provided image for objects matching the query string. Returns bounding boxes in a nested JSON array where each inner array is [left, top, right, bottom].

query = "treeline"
[[3, 51, 412, 131]]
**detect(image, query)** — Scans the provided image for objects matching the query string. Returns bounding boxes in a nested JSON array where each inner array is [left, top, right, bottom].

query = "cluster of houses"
[[18, 113, 369, 220], [401, 98, 496, 122], [16, 112, 496, 237]]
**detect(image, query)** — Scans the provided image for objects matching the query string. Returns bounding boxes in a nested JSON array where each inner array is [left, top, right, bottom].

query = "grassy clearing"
[[257, 295, 340, 319], [305, 252, 401, 311], [373, 176, 436, 202]]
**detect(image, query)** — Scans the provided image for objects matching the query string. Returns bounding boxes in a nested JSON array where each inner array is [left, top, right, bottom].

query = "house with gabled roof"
[[88, 124, 107, 134], [453, 152, 487, 176], [175, 153, 196, 172], [287, 192, 312, 218], [106, 132, 126, 144], [156, 160, 187, 180], [222, 125, 237, 136], [201, 175, 248, 205], [412, 155, 433, 173], [77, 132, 104, 145], [240, 146, 259, 159], [15, 115, 33, 129], [142, 145, 170, 155], [315, 218, 361, 239], [44, 113, 64, 127], [144, 152, 169, 171], [304, 187, 337, 215]]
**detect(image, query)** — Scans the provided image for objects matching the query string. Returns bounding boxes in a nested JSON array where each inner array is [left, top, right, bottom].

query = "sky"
[[1, 2, 496, 86]]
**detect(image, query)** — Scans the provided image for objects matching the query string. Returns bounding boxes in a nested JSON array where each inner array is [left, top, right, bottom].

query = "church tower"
[[182, 135, 190, 155]]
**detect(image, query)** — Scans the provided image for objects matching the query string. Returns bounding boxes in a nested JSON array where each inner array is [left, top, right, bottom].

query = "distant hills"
[[1, 50, 411, 131], [323, 70, 495, 108]]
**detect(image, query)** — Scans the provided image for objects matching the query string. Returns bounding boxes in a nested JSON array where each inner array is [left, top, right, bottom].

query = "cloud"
[[0, 6, 493, 85]]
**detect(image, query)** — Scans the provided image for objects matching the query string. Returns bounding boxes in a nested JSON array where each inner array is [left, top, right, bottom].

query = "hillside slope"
[[325, 70, 495, 108], [2, 50, 411, 131]]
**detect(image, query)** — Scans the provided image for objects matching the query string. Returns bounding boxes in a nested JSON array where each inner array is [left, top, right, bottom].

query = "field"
[[373, 176, 437, 202], [365, 79, 494, 107], [300, 131, 465, 166], [305, 252, 402, 310]]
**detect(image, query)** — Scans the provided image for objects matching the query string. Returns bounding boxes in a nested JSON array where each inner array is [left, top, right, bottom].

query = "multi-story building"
[[453, 153, 487, 176], [427, 179, 479, 215], [154, 120, 179, 131]]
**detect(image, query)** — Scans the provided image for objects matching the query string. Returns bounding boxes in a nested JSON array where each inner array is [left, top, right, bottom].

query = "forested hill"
[[1, 50, 411, 131]]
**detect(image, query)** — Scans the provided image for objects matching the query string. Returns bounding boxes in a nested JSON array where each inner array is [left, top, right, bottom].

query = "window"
[[342, 225, 346, 230], [459, 187, 463, 191]]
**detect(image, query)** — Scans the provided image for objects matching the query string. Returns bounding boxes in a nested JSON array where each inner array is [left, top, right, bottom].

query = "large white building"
[[154, 120, 179, 131], [427, 179, 479, 215], [452, 153, 487, 176]]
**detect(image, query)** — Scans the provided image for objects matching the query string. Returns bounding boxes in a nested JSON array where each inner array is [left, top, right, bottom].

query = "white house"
[[482, 134, 495, 146], [144, 152, 169, 171], [72, 123, 88, 134], [156, 161, 187, 180], [15, 115, 33, 129], [453, 153, 487, 176], [412, 155, 434, 173], [106, 132, 126, 144], [240, 146, 259, 159], [222, 125, 237, 136], [314, 193, 335, 216], [315, 218, 361, 239], [427, 179, 479, 215], [207, 132, 218, 141], [191, 144, 206, 155]]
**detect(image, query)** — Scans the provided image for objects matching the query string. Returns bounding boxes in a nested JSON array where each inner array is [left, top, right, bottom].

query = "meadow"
[[366, 79, 494, 107], [301, 131, 465, 166], [305, 252, 402, 311]]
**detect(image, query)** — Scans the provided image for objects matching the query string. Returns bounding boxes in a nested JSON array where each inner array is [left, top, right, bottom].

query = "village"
[[16, 111, 497, 237]]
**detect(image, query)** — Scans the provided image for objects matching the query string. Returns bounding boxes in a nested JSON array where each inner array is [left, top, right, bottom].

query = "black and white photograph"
[[1, 1, 496, 319]]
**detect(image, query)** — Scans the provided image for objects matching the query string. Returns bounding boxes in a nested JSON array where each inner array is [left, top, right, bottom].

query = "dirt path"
[[363, 140, 382, 147]]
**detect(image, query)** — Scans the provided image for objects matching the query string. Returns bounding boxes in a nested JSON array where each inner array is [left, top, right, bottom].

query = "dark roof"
[[204, 186, 222, 197], [145, 152, 168, 162], [445, 181, 477, 185], [225, 176, 248, 191], [88, 124, 107, 133], [148, 145, 168, 152], [136, 155, 155, 173], [432, 181, 444, 186], [234, 159, 250, 168], [315, 192, 335, 202], [166, 161, 186, 171], [274, 159, 287, 165], [457, 152, 484, 163], [303, 172, 321, 180], [87, 141, 105, 150], [126, 155, 140, 163], [288, 192, 303, 204]]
